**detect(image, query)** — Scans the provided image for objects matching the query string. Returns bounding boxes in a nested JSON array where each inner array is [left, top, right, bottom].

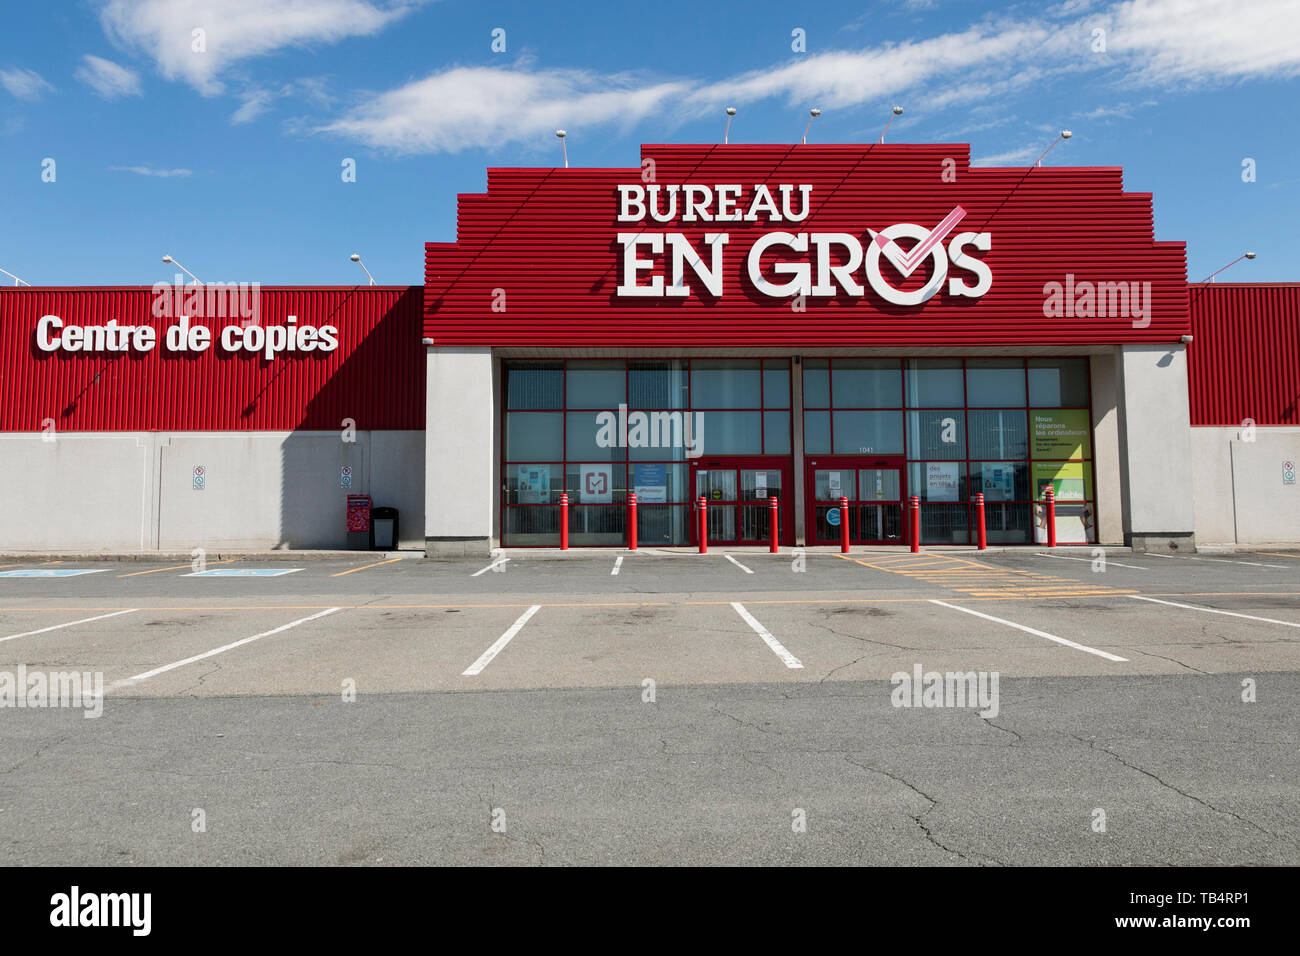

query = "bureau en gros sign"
[[615, 183, 992, 307]]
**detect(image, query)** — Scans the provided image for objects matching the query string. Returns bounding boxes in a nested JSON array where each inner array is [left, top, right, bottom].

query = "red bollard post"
[[768, 496, 779, 553], [697, 495, 708, 554], [627, 491, 638, 551], [974, 492, 987, 551], [839, 496, 850, 553], [559, 492, 569, 550], [910, 495, 921, 553], [1045, 486, 1057, 548]]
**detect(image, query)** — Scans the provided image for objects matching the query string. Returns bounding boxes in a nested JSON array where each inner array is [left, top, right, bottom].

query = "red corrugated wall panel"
[[0, 286, 424, 431], [1188, 284, 1300, 426], [425, 144, 1190, 346]]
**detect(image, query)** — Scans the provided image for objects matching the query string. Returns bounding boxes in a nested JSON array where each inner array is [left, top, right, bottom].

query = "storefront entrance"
[[690, 457, 794, 546], [805, 456, 906, 546]]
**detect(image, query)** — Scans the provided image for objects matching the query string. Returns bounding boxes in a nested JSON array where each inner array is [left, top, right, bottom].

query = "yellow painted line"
[[0, 564, 19, 570], [331, 557, 403, 577], [118, 559, 235, 578], [40, 560, 63, 566], [1252, 552, 1300, 560]]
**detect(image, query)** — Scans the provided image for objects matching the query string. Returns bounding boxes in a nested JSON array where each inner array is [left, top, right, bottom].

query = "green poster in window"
[[1032, 461, 1091, 501], [1030, 409, 1091, 459]]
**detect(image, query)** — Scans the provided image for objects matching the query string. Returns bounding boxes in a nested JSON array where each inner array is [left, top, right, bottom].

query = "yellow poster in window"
[[1030, 409, 1091, 459], [1032, 461, 1091, 501]]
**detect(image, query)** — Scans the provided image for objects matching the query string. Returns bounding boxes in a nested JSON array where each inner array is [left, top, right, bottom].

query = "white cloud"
[[231, 88, 274, 123], [75, 55, 142, 98], [97, 0, 423, 95], [972, 145, 1042, 166], [109, 164, 193, 177], [0, 67, 53, 101], [319, 65, 689, 154], [299, 0, 1300, 156]]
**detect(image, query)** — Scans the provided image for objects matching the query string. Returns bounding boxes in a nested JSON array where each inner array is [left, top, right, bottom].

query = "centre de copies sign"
[[34, 314, 339, 360], [614, 183, 992, 307]]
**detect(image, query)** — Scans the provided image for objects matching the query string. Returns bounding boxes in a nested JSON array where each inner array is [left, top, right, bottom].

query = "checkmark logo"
[[868, 205, 967, 277]]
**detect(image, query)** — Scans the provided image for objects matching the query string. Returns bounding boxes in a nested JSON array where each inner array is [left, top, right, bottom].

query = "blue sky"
[[2, 0, 1297, 287]]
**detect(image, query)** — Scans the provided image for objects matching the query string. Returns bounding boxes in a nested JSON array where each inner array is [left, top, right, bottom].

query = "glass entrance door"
[[807, 457, 905, 545], [691, 458, 792, 546]]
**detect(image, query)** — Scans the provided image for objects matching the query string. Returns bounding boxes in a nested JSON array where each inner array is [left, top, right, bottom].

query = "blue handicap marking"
[[0, 569, 110, 578], [183, 568, 304, 577]]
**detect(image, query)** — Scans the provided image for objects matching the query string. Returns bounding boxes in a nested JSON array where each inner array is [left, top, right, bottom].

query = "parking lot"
[[2, 547, 1298, 865]]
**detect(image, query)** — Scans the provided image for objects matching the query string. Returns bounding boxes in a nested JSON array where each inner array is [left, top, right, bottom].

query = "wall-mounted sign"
[[192, 465, 205, 491], [615, 186, 992, 306], [340, 465, 352, 488], [633, 463, 667, 503], [580, 464, 612, 504], [1284, 460, 1296, 486], [34, 314, 339, 360]]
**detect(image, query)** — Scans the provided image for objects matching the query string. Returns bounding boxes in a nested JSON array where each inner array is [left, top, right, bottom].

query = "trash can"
[[369, 507, 398, 550]]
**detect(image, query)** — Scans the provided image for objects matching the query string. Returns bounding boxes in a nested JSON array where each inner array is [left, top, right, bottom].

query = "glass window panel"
[[833, 410, 904, 454], [566, 411, 624, 462], [697, 411, 762, 454], [965, 359, 1026, 407], [908, 462, 969, 503], [505, 362, 562, 409], [966, 409, 1028, 460], [627, 411, 694, 461], [566, 360, 625, 409], [906, 410, 966, 460], [982, 502, 1031, 544], [905, 359, 964, 407], [969, 462, 1030, 502], [802, 359, 830, 408], [804, 411, 831, 454], [1028, 358, 1090, 407], [858, 468, 901, 500], [567, 505, 627, 546], [813, 469, 857, 501], [763, 365, 791, 408], [629, 360, 687, 409], [506, 463, 563, 504], [631, 463, 688, 503], [634, 504, 690, 546], [764, 411, 791, 454], [690, 360, 762, 408], [565, 463, 627, 503], [505, 412, 562, 461], [832, 358, 902, 408], [502, 505, 561, 547]]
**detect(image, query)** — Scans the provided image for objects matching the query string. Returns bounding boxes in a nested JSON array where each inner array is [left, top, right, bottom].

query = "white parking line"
[[0, 609, 137, 645], [1145, 553, 1287, 569], [731, 602, 802, 668], [611, 556, 623, 576], [1036, 552, 1147, 570], [109, 607, 342, 689], [928, 600, 1128, 662], [1130, 594, 1300, 628], [471, 557, 509, 577], [724, 554, 754, 574], [462, 605, 541, 676]]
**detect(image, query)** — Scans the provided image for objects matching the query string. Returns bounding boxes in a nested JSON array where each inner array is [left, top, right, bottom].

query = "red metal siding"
[[425, 144, 1189, 346], [0, 286, 424, 431], [1188, 283, 1300, 426]]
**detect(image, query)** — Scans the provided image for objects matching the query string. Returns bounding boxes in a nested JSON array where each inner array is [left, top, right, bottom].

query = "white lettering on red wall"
[[35, 314, 339, 361], [614, 182, 993, 307]]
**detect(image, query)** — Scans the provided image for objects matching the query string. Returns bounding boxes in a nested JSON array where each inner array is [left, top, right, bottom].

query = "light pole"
[[1032, 129, 1072, 167], [556, 129, 568, 168], [349, 253, 376, 286], [879, 105, 903, 144], [161, 255, 201, 284], [1201, 252, 1256, 283], [0, 267, 30, 286], [723, 107, 736, 144], [800, 108, 821, 145]]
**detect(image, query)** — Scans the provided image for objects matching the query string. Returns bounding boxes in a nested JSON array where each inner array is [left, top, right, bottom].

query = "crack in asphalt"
[[843, 755, 1008, 866], [1068, 733, 1294, 845]]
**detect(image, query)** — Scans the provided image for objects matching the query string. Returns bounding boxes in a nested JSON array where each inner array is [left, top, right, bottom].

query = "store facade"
[[2, 143, 1296, 554]]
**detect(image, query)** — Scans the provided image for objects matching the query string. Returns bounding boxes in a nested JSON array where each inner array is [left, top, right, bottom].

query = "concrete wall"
[[0, 430, 423, 552], [1089, 351, 1125, 545], [1116, 344, 1197, 550], [1191, 425, 1300, 544], [424, 346, 496, 555]]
